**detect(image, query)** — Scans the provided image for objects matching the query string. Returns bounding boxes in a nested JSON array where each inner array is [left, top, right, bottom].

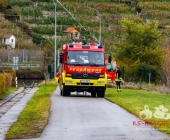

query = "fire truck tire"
[[97, 90, 105, 98], [62, 86, 68, 96], [100, 90, 105, 97], [91, 92, 96, 97], [67, 90, 71, 96]]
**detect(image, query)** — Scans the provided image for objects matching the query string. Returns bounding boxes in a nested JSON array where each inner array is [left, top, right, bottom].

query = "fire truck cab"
[[58, 42, 112, 97]]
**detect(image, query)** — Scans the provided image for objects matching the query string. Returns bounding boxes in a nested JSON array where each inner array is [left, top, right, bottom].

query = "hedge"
[[0, 73, 7, 95], [3, 70, 16, 86], [0, 70, 16, 95]]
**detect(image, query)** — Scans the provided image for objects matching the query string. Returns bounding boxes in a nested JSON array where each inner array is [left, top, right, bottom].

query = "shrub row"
[[16, 67, 46, 79], [0, 70, 16, 95], [3, 70, 16, 86], [0, 73, 7, 95]]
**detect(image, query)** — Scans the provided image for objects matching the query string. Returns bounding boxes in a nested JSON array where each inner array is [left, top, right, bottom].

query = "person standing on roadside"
[[115, 66, 122, 92]]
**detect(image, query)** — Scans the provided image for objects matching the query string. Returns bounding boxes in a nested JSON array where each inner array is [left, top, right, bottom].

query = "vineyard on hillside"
[[1, 0, 170, 83], [4, 0, 170, 49]]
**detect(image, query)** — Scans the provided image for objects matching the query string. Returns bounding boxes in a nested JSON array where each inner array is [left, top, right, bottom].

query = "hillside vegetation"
[[5, 0, 170, 48], [1, 0, 170, 84], [0, 14, 36, 49]]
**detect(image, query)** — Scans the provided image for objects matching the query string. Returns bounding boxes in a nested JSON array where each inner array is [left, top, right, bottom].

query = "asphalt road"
[[26, 87, 170, 140]]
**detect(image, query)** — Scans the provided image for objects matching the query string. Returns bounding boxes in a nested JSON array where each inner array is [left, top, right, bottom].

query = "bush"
[[16, 67, 46, 79], [5, 73, 12, 88], [0, 73, 7, 95], [136, 64, 159, 83], [3, 70, 16, 86]]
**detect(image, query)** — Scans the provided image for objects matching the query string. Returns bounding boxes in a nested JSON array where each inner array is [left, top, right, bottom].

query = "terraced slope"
[[6, 0, 170, 50]]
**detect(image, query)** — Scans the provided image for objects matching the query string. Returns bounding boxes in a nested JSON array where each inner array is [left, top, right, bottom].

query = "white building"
[[2, 34, 16, 48], [63, 27, 80, 40]]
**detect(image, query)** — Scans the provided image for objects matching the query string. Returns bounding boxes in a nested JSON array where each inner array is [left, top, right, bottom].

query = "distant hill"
[[3, 0, 170, 51]]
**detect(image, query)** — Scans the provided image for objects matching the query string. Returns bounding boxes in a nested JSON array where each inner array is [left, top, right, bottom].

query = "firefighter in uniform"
[[115, 66, 122, 92]]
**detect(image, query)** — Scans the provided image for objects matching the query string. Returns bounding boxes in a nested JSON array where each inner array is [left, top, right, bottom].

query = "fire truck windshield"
[[67, 51, 104, 66]]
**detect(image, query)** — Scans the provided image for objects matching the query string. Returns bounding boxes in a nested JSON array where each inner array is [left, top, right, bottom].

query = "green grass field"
[[0, 86, 17, 100], [105, 88, 170, 135]]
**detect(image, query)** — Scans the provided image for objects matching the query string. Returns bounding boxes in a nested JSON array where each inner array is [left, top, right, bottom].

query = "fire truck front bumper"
[[64, 77, 106, 86], [64, 77, 106, 91]]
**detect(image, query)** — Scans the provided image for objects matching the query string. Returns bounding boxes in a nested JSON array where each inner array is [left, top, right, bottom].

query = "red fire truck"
[[58, 42, 115, 97]]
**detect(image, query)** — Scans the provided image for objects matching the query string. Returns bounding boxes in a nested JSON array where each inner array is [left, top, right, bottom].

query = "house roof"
[[2, 34, 14, 38], [63, 27, 79, 33]]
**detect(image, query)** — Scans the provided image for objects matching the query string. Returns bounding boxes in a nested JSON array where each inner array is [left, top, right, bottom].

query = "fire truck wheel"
[[97, 90, 105, 98], [91, 92, 96, 97], [67, 90, 71, 96], [100, 90, 105, 97], [62, 86, 68, 96]]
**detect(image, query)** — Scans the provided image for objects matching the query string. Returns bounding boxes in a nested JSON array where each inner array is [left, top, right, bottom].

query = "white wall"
[[10, 35, 15, 48], [2, 35, 16, 48]]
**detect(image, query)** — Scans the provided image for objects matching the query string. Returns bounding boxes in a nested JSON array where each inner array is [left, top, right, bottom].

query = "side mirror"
[[108, 56, 112, 63], [111, 62, 116, 71], [106, 63, 111, 71]]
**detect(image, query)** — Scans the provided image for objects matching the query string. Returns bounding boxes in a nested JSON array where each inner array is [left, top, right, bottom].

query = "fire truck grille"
[[71, 74, 99, 79], [77, 83, 94, 85]]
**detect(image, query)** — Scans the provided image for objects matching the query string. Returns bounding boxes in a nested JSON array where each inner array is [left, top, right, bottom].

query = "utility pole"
[[57, 0, 98, 43], [52, 0, 57, 79]]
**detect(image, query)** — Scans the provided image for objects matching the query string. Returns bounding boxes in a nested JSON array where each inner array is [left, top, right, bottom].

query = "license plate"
[[80, 80, 90, 83]]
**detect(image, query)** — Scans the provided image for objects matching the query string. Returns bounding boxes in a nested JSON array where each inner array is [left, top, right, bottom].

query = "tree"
[[0, 0, 8, 11], [161, 47, 170, 87], [41, 40, 54, 66], [115, 17, 164, 82]]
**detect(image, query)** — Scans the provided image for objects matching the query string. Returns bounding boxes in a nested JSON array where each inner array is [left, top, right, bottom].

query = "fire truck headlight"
[[65, 80, 73, 83], [97, 81, 105, 84]]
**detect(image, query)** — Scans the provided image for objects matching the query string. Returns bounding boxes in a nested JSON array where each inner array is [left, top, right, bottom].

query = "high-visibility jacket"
[[115, 69, 122, 82]]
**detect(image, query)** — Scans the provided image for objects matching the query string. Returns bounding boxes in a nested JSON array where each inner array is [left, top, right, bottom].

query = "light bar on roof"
[[82, 45, 90, 48], [69, 44, 74, 48], [98, 45, 103, 48]]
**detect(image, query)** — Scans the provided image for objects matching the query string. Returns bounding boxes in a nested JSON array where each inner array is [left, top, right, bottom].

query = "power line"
[[57, 0, 98, 43], [0, 1, 99, 42]]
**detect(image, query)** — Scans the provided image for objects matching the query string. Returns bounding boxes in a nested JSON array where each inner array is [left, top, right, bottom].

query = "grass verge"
[[105, 88, 170, 136], [0, 87, 17, 100], [5, 80, 58, 139]]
